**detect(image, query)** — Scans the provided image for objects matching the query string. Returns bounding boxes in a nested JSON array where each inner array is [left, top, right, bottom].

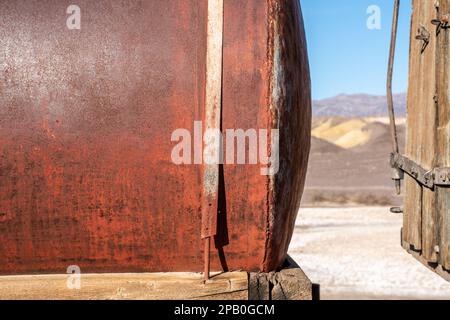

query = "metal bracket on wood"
[[415, 25, 431, 52], [432, 14, 450, 34], [433, 167, 450, 186], [391, 153, 450, 189]]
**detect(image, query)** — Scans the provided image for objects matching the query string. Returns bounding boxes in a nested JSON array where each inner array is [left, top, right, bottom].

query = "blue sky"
[[301, 0, 412, 100]]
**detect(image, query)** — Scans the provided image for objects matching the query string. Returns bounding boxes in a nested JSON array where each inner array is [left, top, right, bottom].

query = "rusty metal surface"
[[0, 0, 311, 275], [0, 0, 209, 275]]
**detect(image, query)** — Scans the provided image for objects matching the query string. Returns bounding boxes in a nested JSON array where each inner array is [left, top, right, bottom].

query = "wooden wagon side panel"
[[403, 0, 450, 278], [404, 0, 437, 258]]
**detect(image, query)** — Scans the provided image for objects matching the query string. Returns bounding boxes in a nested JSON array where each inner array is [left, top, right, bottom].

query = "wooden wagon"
[[390, 0, 450, 280]]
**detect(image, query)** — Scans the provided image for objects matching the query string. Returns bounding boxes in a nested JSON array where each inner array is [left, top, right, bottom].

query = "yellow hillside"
[[312, 118, 371, 149]]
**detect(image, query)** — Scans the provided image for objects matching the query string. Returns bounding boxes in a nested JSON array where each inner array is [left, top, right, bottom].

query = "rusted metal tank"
[[0, 0, 311, 275], [389, 0, 450, 280]]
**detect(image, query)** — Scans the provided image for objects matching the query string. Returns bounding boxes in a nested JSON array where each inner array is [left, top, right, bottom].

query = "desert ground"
[[290, 114, 450, 299], [289, 207, 450, 300]]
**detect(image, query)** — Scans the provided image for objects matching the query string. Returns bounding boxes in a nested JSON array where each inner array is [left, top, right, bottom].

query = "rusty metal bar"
[[203, 237, 211, 281], [391, 152, 450, 189], [391, 153, 434, 189], [387, 0, 403, 195], [202, 0, 224, 281]]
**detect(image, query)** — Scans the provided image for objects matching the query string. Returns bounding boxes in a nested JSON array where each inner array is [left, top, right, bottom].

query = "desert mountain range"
[[313, 93, 406, 117]]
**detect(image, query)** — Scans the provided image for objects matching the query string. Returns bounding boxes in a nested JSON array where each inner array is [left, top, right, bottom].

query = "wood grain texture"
[[435, 0, 450, 270], [404, 0, 450, 276], [249, 256, 312, 300], [0, 272, 248, 300], [404, 0, 437, 254]]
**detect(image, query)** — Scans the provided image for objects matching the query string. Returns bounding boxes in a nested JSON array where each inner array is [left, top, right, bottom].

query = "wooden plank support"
[[249, 256, 314, 300], [0, 272, 248, 300], [0, 258, 313, 300]]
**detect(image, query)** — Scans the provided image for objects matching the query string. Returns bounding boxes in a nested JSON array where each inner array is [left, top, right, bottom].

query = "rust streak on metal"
[[202, 0, 224, 280], [203, 237, 211, 281]]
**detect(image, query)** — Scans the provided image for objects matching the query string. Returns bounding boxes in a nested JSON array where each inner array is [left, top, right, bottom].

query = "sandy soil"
[[288, 207, 450, 300]]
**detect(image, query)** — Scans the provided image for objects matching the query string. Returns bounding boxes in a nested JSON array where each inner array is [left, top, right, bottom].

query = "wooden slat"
[[0, 272, 248, 300], [422, 188, 438, 261], [404, 0, 421, 251], [405, 0, 437, 255], [419, 0, 438, 262], [404, 0, 419, 249], [435, 0, 450, 270]]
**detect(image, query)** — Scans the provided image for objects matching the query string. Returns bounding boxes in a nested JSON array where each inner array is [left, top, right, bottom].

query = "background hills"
[[303, 93, 406, 207], [312, 93, 406, 117]]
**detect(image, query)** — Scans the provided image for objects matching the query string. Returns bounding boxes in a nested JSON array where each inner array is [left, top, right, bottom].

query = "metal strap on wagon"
[[202, 0, 224, 280], [390, 153, 450, 189]]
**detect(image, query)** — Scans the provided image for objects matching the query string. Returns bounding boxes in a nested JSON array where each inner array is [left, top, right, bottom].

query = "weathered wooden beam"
[[249, 256, 313, 300], [0, 257, 314, 300], [0, 272, 248, 300], [404, 0, 439, 261]]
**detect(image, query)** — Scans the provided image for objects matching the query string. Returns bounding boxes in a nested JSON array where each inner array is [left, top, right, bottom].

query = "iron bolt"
[[415, 26, 430, 43]]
